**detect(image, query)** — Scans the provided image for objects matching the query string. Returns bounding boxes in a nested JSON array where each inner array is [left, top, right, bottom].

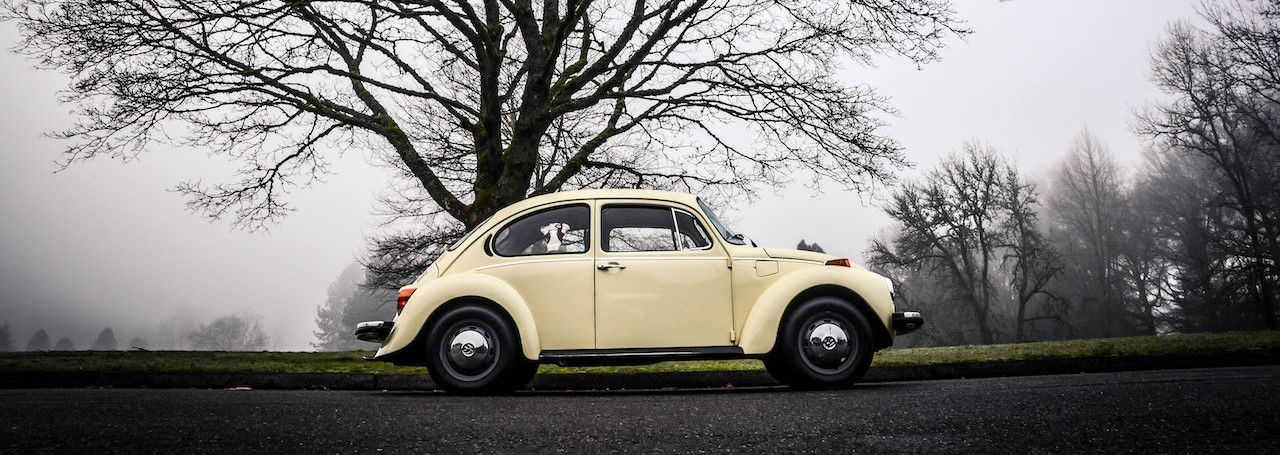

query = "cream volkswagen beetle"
[[356, 189, 923, 393]]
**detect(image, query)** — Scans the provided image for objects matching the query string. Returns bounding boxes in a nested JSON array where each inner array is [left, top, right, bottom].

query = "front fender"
[[738, 266, 895, 355], [374, 273, 541, 362]]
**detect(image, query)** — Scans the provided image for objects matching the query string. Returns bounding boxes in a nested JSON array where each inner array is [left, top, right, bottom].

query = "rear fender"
[[374, 273, 540, 361]]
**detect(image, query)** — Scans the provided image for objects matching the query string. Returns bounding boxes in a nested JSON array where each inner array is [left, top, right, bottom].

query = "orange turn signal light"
[[825, 258, 851, 267], [396, 286, 417, 315]]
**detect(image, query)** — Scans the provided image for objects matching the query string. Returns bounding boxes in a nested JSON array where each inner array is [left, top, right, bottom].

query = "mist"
[[0, 1, 1205, 350]]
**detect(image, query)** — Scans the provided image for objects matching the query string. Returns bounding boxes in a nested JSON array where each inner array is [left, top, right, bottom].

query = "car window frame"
[[600, 203, 716, 254], [671, 208, 714, 251], [490, 203, 592, 258]]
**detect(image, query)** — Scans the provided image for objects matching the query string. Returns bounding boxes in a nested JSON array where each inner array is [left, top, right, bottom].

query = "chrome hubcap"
[[803, 319, 850, 369], [447, 326, 492, 371]]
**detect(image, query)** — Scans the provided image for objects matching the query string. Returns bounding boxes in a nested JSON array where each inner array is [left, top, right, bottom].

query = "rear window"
[[492, 204, 590, 256]]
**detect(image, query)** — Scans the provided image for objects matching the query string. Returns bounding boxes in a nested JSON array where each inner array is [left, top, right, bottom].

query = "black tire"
[[424, 305, 531, 394], [770, 296, 875, 389], [762, 351, 796, 385], [503, 359, 540, 390]]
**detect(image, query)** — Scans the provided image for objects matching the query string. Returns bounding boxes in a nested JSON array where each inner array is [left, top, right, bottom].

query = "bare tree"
[[865, 236, 964, 347], [1138, 2, 1280, 329], [1000, 168, 1063, 341], [6, 0, 968, 288], [1113, 191, 1166, 335], [1131, 147, 1240, 332], [188, 313, 269, 351], [868, 143, 1054, 344], [1044, 129, 1130, 337]]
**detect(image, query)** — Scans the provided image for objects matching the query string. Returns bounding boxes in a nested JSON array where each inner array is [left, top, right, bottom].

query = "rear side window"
[[602, 205, 713, 253], [492, 204, 590, 256]]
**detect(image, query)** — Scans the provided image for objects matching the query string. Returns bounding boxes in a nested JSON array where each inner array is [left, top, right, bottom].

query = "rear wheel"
[[768, 296, 874, 389], [424, 305, 532, 394], [503, 359, 539, 389]]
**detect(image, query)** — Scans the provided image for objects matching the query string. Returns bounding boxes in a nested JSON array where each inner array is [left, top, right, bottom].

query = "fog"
[[0, 1, 1198, 350]]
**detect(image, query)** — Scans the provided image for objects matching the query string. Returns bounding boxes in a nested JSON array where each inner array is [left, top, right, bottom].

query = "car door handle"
[[596, 262, 627, 271]]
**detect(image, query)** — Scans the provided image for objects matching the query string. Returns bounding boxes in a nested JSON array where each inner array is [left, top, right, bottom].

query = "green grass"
[[2, 331, 1277, 375], [0, 351, 421, 375], [870, 330, 1280, 367]]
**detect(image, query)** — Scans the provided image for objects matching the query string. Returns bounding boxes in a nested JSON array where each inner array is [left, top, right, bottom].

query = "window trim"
[[600, 203, 715, 254], [672, 208, 714, 252], [490, 203, 592, 258]]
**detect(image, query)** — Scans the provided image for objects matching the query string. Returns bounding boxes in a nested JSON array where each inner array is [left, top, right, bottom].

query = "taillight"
[[396, 286, 417, 315], [825, 258, 851, 267]]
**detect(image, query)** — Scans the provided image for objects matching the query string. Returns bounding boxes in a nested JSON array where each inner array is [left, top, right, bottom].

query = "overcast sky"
[[0, 1, 1202, 350]]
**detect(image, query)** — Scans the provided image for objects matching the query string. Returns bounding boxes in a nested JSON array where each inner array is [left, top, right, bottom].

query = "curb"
[[3, 350, 1277, 391]]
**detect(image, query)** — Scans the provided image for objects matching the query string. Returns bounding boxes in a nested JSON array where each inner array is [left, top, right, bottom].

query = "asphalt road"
[[3, 366, 1278, 454]]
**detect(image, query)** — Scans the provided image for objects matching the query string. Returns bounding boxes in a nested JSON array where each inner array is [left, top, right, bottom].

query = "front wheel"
[[767, 296, 874, 389], [424, 305, 532, 394]]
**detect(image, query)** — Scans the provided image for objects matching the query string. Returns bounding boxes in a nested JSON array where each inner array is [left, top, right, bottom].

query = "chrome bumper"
[[354, 321, 394, 343], [892, 311, 924, 334]]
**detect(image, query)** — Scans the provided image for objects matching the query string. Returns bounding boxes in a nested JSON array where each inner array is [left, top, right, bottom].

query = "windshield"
[[697, 198, 746, 245]]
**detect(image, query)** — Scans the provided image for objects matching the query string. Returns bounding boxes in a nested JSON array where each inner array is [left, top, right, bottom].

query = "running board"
[[540, 346, 746, 366]]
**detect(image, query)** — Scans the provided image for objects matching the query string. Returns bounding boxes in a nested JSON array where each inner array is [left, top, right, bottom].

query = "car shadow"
[[374, 381, 913, 398]]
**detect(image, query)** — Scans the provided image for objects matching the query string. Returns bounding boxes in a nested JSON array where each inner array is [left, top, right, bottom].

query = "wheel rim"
[[440, 321, 498, 381], [798, 313, 855, 374]]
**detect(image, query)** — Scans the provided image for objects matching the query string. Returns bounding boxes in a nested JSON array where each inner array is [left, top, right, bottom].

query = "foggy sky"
[[0, 1, 1200, 350]]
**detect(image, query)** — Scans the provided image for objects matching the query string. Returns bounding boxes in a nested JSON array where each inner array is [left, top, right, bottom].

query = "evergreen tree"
[[796, 240, 826, 253], [26, 328, 50, 351], [314, 262, 398, 351], [91, 328, 119, 350], [53, 337, 76, 351], [0, 323, 13, 352]]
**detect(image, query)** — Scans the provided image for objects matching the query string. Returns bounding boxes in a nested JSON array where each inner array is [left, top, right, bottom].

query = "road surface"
[[2, 366, 1277, 453]]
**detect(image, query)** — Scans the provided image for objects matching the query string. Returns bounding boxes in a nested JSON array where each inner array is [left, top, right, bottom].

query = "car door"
[[593, 202, 734, 349]]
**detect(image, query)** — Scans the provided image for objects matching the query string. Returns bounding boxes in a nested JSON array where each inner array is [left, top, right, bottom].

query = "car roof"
[[491, 189, 700, 221]]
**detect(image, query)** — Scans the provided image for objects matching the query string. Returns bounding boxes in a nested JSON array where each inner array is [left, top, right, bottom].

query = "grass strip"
[[1, 331, 1276, 376]]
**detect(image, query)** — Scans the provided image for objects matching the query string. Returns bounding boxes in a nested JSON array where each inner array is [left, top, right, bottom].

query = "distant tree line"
[[4, 313, 268, 352], [796, 240, 827, 254], [869, 2, 1279, 346]]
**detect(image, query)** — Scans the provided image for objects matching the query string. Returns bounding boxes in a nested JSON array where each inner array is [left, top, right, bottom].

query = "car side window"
[[493, 204, 590, 256], [602, 205, 712, 253], [674, 210, 712, 250]]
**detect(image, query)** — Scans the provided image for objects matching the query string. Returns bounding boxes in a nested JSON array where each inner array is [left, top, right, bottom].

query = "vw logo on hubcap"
[[822, 336, 838, 350], [448, 328, 491, 370], [805, 321, 851, 368]]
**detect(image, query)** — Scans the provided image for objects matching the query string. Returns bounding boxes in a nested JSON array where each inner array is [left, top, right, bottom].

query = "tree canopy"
[[1138, 0, 1280, 329], [6, 0, 967, 287]]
